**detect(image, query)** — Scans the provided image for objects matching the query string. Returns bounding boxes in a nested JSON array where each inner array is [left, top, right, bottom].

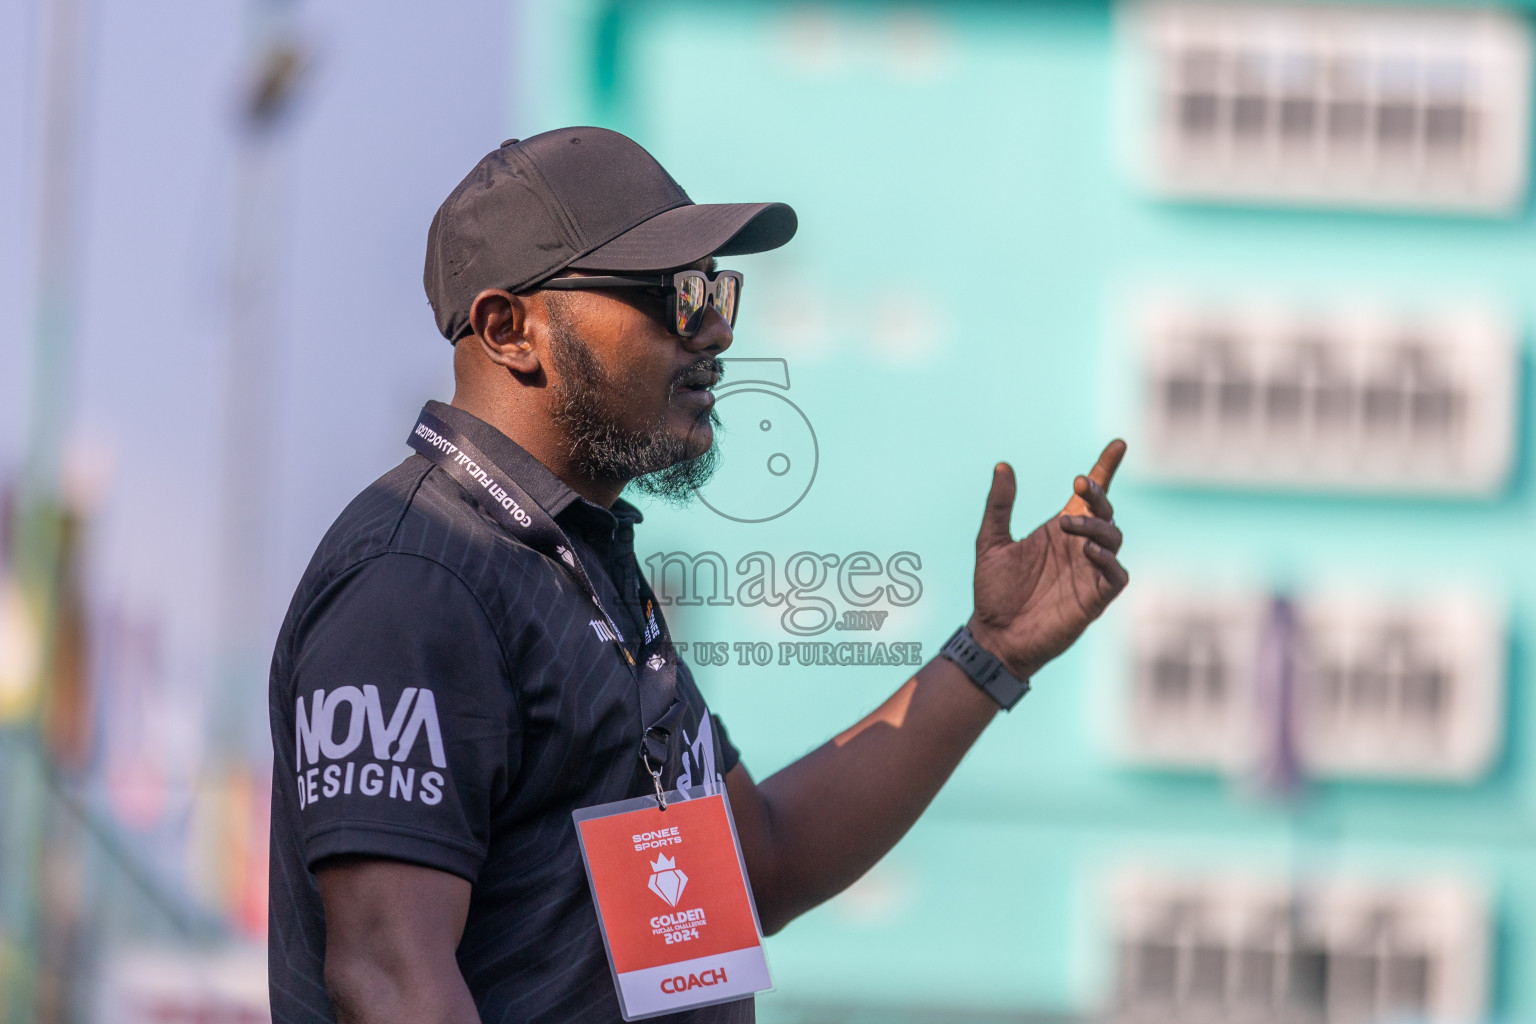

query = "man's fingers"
[[1083, 541, 1130, 594], [976, 462, 1017, 553], [1087, 439, 1128, 493], [1060, 515, 1123, 553], [1060, 439, 1127, 517], [1072, 476, 1115, 522]]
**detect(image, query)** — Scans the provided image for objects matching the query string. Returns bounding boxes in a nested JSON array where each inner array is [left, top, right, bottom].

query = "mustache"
[[668, 358, 725, 395]]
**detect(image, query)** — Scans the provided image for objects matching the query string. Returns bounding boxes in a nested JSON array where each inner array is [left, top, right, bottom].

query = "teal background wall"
[[514, 2, 1536, 1018]]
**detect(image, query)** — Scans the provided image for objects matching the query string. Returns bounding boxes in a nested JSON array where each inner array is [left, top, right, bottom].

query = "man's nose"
[[683, 304, 733, 355]]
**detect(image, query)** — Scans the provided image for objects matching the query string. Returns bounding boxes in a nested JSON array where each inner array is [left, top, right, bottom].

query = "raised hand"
[[967, 440, 1129, 681]]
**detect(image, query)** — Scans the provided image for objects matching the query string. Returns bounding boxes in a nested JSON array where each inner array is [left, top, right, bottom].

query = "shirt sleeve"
[[286, 553, 517, 882]]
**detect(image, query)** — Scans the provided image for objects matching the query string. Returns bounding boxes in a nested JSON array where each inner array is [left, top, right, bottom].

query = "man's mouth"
[[673, 365, 720, 396]]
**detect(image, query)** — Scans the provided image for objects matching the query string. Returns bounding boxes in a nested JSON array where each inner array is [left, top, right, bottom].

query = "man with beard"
[[267, 128, 1128, 1024]]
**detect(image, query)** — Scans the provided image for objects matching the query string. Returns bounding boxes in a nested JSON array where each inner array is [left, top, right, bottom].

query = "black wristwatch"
[[939, 625, 1031, 711]]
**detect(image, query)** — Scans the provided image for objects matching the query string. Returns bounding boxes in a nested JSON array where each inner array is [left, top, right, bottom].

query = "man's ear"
[[468, 288, 539, 374]]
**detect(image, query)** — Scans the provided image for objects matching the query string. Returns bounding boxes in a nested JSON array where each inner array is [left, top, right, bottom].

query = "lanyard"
[[407, 405, 683, 805]]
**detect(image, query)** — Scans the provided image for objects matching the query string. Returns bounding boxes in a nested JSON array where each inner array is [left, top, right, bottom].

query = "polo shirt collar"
[[421, 401, 645, 534]]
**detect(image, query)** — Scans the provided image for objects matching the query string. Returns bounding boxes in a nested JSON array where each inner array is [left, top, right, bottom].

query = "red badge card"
[[574, 787, 772, 1019]]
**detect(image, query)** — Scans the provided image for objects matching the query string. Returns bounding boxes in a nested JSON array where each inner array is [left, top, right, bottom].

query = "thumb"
[[976, 462, 1017, 553]]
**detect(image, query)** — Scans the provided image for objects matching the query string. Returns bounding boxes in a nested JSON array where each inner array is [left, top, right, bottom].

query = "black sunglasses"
[[539, 269, 743, 337]]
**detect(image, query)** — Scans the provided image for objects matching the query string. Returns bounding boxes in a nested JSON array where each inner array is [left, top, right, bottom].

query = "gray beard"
[[546, 310, 721, 505]]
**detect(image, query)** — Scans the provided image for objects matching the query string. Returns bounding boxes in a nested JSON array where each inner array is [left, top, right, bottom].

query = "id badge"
[[573, 786, 773, 1020]]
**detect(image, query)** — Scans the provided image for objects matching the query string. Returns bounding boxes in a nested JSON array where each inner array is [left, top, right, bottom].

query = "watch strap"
[[939, 625, 1031, 711]]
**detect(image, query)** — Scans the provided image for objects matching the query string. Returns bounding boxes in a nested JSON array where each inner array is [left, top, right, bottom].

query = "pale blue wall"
[[514, 1, 1536, 1016]]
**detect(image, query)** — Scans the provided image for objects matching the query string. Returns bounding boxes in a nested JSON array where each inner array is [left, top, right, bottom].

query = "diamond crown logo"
[[647, 853, 689, 907]]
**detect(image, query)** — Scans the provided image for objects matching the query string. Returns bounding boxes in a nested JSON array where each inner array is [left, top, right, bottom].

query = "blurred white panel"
[[1297, 592, 1504, 781], [1125, 584, 1266, 770], [1137, 298, 1517, 495], [1121, 585, 1505, 780], [1123, 1, 1532, 214], [1109, 869, 1488, 1024]]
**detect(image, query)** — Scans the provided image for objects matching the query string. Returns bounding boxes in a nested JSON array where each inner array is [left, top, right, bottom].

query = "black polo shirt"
[[267, 401, 747, 1024]]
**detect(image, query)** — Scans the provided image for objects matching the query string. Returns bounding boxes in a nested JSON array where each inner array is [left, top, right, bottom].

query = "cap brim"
[[569, 201, 797, 272]]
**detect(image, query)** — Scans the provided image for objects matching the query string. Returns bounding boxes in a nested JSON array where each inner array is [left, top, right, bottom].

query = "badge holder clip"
[[641, 749, 668, 811]]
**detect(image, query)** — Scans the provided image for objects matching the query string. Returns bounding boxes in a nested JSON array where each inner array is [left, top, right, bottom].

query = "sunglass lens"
[[675, 274, 706, 334], [714, 274, 739, 327]]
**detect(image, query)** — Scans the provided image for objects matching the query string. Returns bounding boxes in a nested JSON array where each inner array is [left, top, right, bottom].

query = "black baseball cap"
[[424, 126, 798, 342]]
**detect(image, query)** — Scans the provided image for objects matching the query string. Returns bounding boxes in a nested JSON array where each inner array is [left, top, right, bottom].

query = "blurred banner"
[[517, 3, 1535, 1022]]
